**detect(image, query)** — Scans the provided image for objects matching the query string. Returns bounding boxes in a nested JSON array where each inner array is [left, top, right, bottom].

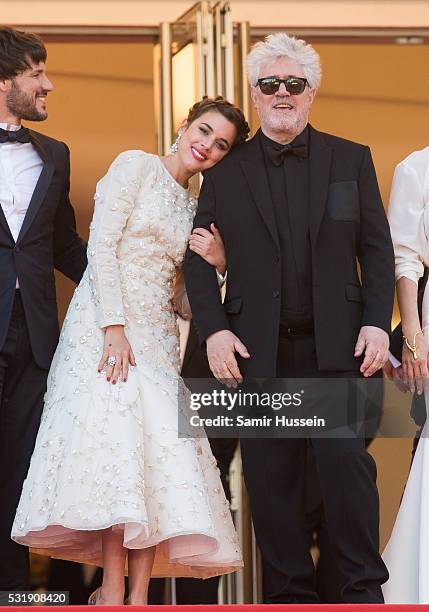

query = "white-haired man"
[[185, 33, 394, 603]]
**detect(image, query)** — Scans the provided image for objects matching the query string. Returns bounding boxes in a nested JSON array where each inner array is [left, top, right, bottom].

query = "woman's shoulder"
[[396, 146, 429, 177], [96, 151, 160, 196], [110, 149, 158, 168], [104, 150, 161, 182]]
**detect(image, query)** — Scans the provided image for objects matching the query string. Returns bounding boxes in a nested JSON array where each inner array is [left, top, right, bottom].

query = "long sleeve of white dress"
[[87, 151, 146, 328], [387, 148, 429, 286]]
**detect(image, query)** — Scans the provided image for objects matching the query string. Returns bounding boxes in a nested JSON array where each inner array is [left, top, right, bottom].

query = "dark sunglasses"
[[257, 76, 308, 95]]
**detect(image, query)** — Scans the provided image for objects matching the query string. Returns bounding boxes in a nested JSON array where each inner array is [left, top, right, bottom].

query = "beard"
[[6, 79, 47, 122], [260, 107, 308, 136], [257, 96, 312, 139]]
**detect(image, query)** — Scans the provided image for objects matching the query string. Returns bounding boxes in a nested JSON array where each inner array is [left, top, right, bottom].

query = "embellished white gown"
[[382, 146, 429, 602], [11, 151, 242, 578]]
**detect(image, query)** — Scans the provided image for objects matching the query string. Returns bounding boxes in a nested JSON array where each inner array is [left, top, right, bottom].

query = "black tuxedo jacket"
[[0, 129, 87, 369], [181, 321, 212, 380], [185, 125, 395, 377]]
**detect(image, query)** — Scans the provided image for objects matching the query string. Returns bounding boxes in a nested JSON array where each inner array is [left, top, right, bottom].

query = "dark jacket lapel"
[[240, 130, 280, 253], [16, 130, 54, 244], [308, 125, 332, 246]]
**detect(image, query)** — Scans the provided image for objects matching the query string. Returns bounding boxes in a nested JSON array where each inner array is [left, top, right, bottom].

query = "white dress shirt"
[[0, 122, 43, 286]]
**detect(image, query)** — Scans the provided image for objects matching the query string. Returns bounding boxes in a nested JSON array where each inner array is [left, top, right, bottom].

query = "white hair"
[[246, 32, 322, 90]]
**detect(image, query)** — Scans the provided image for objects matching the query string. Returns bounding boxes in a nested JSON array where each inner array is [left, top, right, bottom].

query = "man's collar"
[[0, 122, 21, 131], [260, 124, 309, 150]]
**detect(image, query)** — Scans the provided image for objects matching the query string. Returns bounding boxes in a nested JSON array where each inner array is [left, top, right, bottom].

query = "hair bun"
[[186, 96, 250, 147]]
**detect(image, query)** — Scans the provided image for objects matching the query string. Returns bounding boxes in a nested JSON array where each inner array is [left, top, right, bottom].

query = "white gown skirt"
[[382, 420, 429, 602], [382, 324, 429, 601], [11, 281, 242, 578]]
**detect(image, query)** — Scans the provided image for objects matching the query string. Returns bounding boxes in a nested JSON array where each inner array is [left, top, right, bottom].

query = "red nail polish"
[[107, 377, 110, 382], [112, 380, 116, 385]]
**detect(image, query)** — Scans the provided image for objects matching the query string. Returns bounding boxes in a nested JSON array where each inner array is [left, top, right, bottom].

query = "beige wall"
[[23, 41, 156, 318], [2, 0, 429, 27]]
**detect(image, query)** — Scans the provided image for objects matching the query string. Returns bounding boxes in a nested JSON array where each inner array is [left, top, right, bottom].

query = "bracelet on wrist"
[[403, 330, 423, 360]]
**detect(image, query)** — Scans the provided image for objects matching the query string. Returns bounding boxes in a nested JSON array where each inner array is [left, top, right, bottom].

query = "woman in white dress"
[[11, 97, 249, 605], [382, 145, 429, 603]]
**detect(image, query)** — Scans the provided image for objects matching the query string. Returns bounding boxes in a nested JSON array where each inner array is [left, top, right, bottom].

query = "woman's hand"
[[189, 223, 226, 275], [383, 361, 409, 393], [98, 324, 136, 383], [401, 330, 429, 395]]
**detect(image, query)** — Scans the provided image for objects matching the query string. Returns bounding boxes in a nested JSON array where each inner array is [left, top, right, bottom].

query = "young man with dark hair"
[[0, 26, 87, 590]]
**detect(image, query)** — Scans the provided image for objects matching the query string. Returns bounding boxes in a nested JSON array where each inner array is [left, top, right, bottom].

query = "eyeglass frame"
[[256, 75, 309, 96]]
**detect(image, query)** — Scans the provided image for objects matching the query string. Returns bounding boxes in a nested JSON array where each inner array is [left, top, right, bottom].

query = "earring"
[[170, 133, 181, 154]]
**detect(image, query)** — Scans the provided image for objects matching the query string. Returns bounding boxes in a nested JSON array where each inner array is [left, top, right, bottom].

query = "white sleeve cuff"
[[389, 350, 401, 368], [216, 269, 227, 287]]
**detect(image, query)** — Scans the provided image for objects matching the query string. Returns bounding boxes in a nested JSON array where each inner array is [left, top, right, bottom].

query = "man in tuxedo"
[[185, 32, 395, 603], [0, 27, 87, 590]]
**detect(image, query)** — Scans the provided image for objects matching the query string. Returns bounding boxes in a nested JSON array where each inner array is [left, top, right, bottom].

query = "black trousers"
[[240, 332, 388, 604], [0, 291, 48, 590], [148, 576, 220, 605]]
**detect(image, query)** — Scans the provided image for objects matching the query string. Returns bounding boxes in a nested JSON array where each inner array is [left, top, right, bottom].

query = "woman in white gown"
[[382, 145, 429, 603], [11, 97, 249, 605]]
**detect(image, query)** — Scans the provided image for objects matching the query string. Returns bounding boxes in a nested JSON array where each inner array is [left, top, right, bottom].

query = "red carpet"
[[0, 606, 426, 611]]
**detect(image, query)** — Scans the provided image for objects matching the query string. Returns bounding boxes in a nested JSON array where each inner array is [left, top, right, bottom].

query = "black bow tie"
[[267, 142, 308, 166], [0, 127, 31, 144]]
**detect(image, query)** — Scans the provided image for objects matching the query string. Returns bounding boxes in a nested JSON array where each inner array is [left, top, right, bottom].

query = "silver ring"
[[107, 356, 117, 367]]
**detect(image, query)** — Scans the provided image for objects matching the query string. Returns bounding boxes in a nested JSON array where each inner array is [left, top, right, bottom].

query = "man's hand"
[[206, 329, 250, 388], [354, 325, 389, 377]]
